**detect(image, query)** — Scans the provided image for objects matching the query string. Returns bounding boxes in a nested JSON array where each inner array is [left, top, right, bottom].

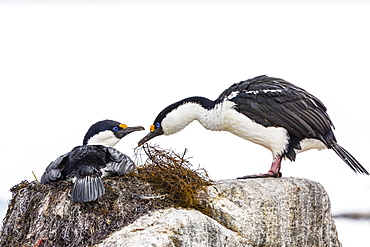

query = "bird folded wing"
[[232, 88, 334, 142]]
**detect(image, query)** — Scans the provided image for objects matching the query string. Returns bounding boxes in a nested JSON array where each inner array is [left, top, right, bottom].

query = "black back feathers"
[[40, 145, 135, 202]]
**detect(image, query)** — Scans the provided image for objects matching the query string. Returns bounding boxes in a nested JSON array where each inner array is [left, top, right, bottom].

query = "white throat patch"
[[86, 130, 120, 147]]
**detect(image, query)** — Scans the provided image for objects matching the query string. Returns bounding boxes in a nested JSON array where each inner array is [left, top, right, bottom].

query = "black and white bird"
[[41, 119, 144, 202], [138, 75, 369, 178]]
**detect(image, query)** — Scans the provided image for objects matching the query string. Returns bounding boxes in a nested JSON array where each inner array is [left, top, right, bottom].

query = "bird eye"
[[150, 123, 161, 132], [112, 126, 119, 132]]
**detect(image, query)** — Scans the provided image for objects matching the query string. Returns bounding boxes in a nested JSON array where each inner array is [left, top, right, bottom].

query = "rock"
[[0, 177, 341, 247], [97, 208, 248, 247], [204, 178, 341, 246], [334, 212, 370, 220], [97, 177, 341, 247]]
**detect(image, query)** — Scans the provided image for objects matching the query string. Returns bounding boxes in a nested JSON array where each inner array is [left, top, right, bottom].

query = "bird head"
[[137, 100, 183, 146], [138, 97, 212, 146], [138, 121, 164, 146], [83, 119, 144, 147]]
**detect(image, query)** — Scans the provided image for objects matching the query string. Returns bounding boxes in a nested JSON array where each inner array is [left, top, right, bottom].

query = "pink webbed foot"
[[237, 156, 283, 179], [237, 171, 282, 179]]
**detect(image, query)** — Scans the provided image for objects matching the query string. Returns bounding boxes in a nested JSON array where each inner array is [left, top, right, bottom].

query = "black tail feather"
[[331, 144, 369, 175], [72, 176, 105, 202]]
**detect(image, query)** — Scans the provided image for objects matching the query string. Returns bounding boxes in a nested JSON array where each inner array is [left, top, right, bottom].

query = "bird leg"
[[237, 156, 282, 179]]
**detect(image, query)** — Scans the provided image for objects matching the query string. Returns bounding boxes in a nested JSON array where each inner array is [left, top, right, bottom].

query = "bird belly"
[[222, 105, 289, 156]]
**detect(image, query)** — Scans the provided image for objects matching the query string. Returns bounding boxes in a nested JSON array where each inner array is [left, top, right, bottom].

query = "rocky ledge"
[[0, 177, 341, 247]]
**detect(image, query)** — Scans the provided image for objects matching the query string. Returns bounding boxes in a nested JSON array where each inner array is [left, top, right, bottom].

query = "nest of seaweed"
[[0, 144, 214, 247], [135, 144, 214, 212]]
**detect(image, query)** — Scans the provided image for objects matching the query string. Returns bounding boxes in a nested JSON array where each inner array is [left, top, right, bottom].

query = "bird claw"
[[237, 171, 282, 179]]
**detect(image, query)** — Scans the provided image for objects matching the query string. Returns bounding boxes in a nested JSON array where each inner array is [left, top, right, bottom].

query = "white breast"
[[161, 100, 326, 157]]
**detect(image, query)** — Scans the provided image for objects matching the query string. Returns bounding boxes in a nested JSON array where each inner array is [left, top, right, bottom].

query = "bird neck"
[[84, 130, 120, 147], [161, 97, 224, 135]]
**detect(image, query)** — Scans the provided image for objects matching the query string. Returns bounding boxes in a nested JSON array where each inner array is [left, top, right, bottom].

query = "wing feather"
[[105, 147, 136, 175], [72, 176, 105, 202], [40, 152, 70, 184]]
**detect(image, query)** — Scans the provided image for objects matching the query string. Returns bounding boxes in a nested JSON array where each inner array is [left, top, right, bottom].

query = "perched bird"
[[138, 75, 369, 178], [41, 120, 144, 202]]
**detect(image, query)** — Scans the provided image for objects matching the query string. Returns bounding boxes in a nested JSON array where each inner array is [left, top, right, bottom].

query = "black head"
[[83, 119, 144, 146]]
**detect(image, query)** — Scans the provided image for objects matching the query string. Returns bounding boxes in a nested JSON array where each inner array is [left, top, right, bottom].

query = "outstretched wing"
[[105, 147, 136, 175], [219, 75, 335, 144], [40, 152, 70, 184]]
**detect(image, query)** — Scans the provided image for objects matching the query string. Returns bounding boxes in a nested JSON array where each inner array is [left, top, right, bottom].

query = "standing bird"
[[41, 120, 144, 202], [138, 75, 368, 178]]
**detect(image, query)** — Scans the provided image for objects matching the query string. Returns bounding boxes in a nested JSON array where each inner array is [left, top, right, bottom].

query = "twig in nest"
[[32, 171, 39, 182]]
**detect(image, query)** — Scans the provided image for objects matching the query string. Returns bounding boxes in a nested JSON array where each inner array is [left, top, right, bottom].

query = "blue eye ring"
[[155, 123, 161, 128], [112, 126, 119, 132]]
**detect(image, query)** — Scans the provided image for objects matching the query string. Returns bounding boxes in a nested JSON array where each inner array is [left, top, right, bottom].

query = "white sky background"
[[1, 1, 370, 245]]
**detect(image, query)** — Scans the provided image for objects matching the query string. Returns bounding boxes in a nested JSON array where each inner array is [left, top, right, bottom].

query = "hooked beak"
[[138, 127, 164, 146], [116, 126, 145, 138]]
